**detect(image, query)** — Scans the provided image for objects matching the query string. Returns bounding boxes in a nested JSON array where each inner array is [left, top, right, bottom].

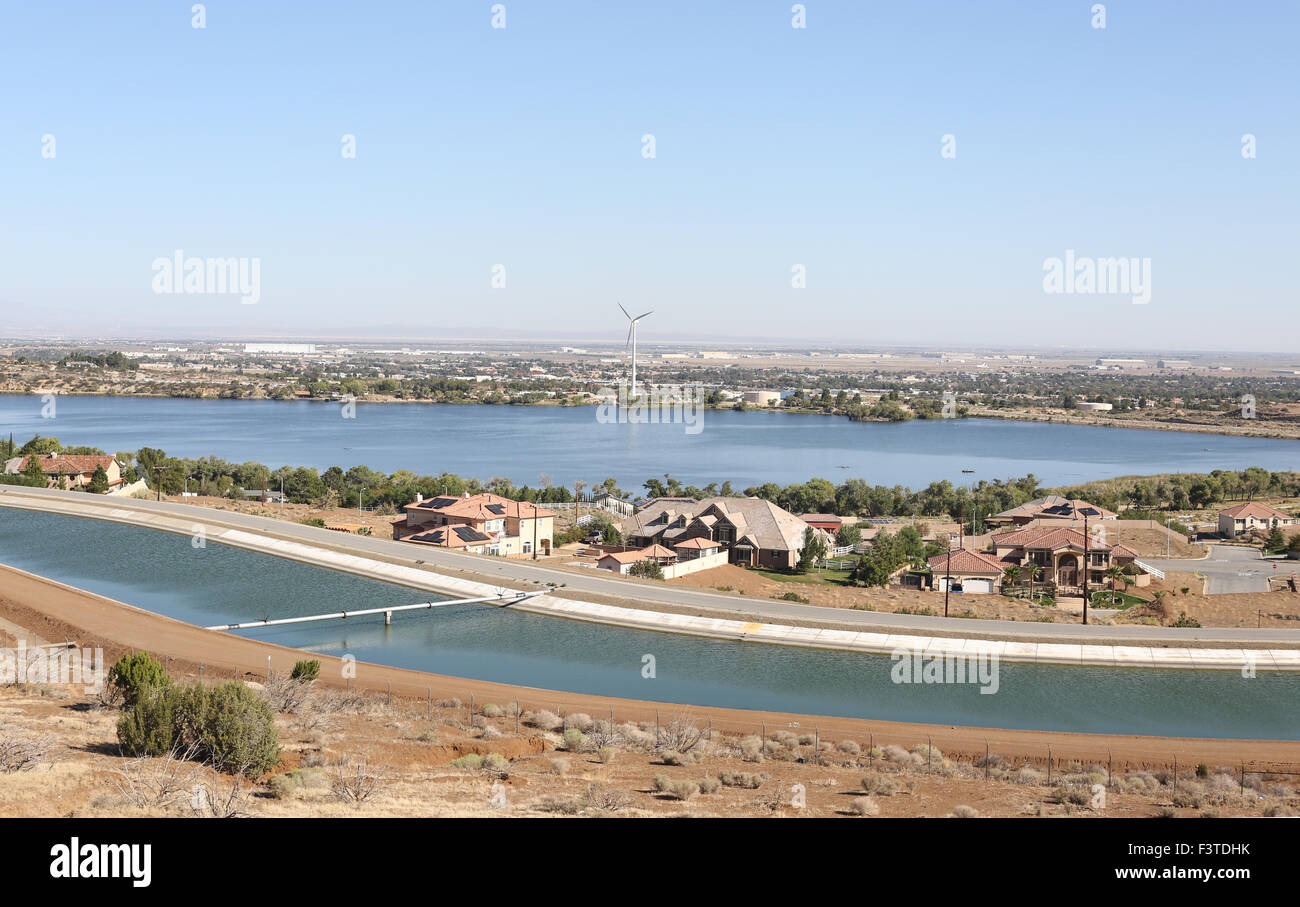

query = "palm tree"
[[1023, 562, 1043, 603], [1105, 564, 1127, 604], [1001, 565, 1021, 597]]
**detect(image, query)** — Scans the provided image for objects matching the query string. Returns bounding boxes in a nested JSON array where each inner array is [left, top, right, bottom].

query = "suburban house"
[[985, 496, 1117, 528], [925, 526, 1146, 595], [925, 548, 1008, 594], [633, 496, 699, 513], [597, 544, 678, 574], [988, 526, 1144, 593], [1217, 502, 1295, 539], [800, 513, 843, 534], [2, 453, 123, 491], [393, 492, 554, 557], [619, 496, 823, 570], [673, 536, 723, 560]]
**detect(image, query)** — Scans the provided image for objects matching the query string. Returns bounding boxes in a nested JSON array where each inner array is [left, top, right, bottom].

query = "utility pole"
[[944, 544, 952, 617], [1082, 513, 1089, 625], [152, 466, 164, 501]]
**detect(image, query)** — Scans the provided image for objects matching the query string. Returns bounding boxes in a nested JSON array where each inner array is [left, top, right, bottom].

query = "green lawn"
[[1090, 590, 1147, 609]]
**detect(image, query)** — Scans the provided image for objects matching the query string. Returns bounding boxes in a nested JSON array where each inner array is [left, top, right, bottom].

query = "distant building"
[[1076, 401, 1113, 412], [800, 513, 843, 533], [243, 343, 317, 354], [742, 390, 782, 406], [1158, 359, 1192, 369], [1095, 358, 1146, 368]]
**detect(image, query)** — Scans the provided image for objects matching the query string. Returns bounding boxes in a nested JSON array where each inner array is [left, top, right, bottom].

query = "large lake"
[[2, 394, 1297, 489]]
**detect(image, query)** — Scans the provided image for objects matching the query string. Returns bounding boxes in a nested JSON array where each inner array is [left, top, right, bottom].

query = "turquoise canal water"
[[0, 507, 1296, 739], [1, 394, 1298, 490]]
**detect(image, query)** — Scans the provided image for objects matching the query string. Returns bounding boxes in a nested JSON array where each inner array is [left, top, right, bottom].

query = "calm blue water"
[[1, 394, 1297, 490], [0, 508, 1296, 739]]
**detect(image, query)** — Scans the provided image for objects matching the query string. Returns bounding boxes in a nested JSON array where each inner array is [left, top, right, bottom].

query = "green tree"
[[107, 652, 170, 707], [86, 464, 110, 493], [796, 528, 828, 573]]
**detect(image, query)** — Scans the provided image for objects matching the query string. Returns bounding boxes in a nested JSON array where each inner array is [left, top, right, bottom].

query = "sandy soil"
[[4, 681, 1297, 819], [1, 563, 1297, 772]]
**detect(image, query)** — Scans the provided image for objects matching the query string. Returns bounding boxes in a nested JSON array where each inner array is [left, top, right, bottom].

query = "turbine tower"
[[619, 302, 653, 396]]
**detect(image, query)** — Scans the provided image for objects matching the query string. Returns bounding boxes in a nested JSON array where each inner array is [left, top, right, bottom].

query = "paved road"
[[3, 486, 1299, 645], [1141, 545, 1300, 594]]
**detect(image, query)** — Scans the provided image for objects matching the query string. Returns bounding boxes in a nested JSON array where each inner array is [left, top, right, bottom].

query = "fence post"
[[927, 736, 932, 773], [514, 701, 519, 735], [427, 687, 431, 720], [199, 662, 203, 682], [1107, 749, 1112, 788], [1173, 756, 1178, 791], [1240, 762, 1245, 796], [815, 728, 820, 764], [1047, 746, 1052, 785], [985, 742, 989, 780]]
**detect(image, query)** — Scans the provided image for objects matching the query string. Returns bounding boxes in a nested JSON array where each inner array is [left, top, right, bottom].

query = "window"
[[523, 542, 531, 554]]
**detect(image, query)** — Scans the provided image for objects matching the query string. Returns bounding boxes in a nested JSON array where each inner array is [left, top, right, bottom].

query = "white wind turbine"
[[619, 302, 653, 397]]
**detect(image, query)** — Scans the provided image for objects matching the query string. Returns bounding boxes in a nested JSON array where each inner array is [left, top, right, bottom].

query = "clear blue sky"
[[2, 1, 1296, 350]]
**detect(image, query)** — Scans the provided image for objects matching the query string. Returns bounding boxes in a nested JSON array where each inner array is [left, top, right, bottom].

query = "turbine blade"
[[625, 323, 634, 348], [635, 310, 654, 321], [618, 302, 631, 319]]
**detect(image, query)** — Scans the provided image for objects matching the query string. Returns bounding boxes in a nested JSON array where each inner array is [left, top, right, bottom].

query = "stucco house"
[[597, 544, 678, 574], [2, 453, 123, 491], [1217, 502, 1295, 539], [985, 495, 1117, 528], [393, 492, 554, 557], [988, 526, 1144, 593]]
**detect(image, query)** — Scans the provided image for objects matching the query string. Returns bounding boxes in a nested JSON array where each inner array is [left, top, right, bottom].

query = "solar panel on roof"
[[486, 504, 506, 514], [453, 526, 490, 542]]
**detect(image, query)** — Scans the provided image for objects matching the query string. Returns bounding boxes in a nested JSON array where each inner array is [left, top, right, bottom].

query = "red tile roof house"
[[925, 526, 1146, 596], [597, 544, 678, 574], [392, 492, 555, 557], [987, 526, 1145, 594], [1217, 502, 1296, 539], [2, 453, 123, 491], [925, 549, 1008, 594]]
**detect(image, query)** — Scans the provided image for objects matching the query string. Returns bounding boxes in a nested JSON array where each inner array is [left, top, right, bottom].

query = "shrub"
[[667, 780, 699, 801], [861, 775, 902, 796], [739, 735, 764, 762], [525, 709, 562, 731], [628, 560, 665, 579], [837, 740, 862, 756], [107, 652, 169, 707], [548, 757, 570, 775], [850, 796, 880, 816], [450, 754, 486, 770], [596, 746, 616, 764], [480, 703, 503, 718], [698, 776, 722, 795], [583, 783, 631, 812], [562, 728, 587, 752], [950, 805, 979, 818], [194, 682, 282, 775], [118, 681, 279, 776], [719, 770, 765, 789], [289, 660, 320, 682]]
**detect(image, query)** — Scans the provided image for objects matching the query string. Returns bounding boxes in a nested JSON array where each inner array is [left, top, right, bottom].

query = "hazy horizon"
[[3, 2, 1296, 352]]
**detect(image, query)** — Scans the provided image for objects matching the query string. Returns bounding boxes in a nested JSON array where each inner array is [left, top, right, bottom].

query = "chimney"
[[415, 493, 423, 503]]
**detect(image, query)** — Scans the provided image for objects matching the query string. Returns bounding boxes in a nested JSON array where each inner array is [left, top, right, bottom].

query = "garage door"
[[964, 578, 994, 594]]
